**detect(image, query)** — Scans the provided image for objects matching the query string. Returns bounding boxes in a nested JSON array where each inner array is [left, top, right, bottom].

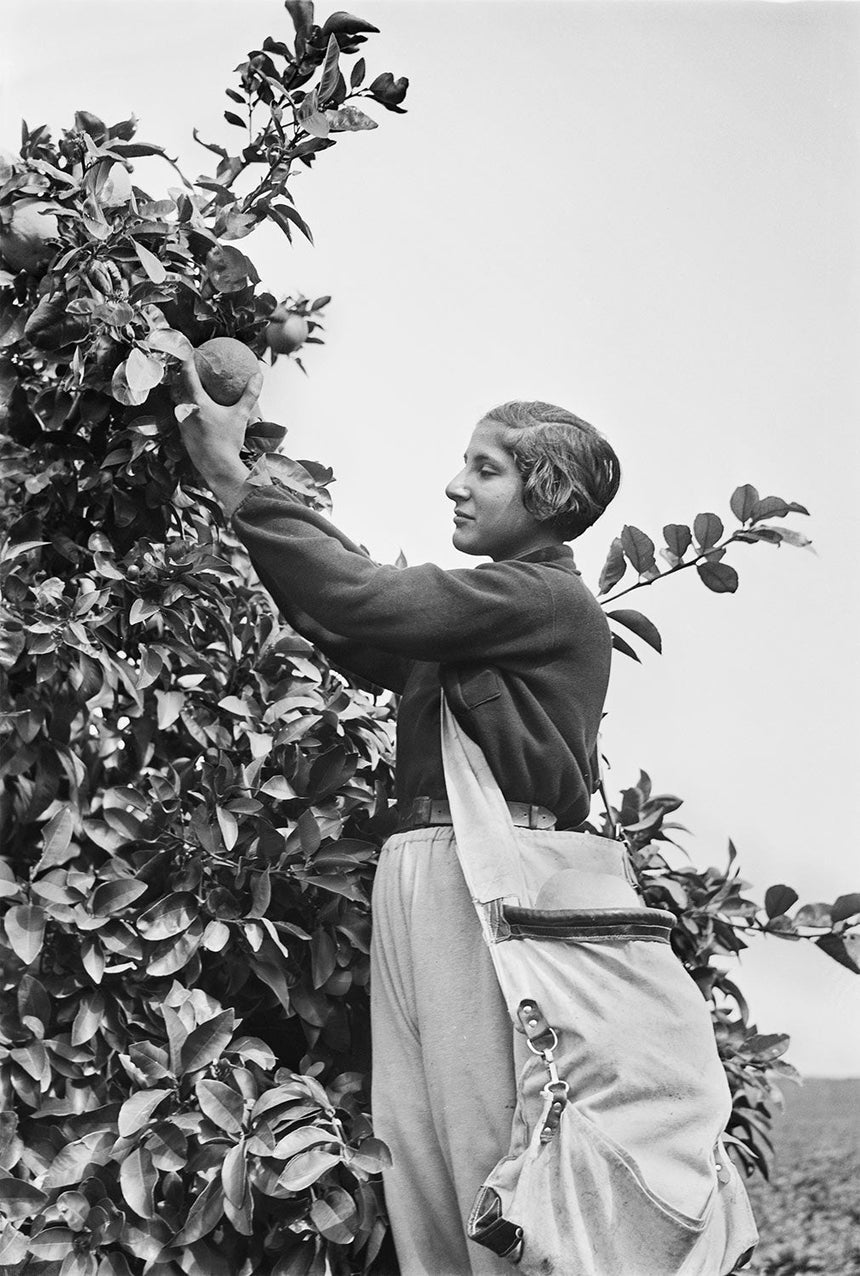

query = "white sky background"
[[2, 0, 858, 1076]]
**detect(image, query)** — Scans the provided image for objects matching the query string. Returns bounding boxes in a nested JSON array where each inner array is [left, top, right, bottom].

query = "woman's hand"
[[172, 357, 264, 513]]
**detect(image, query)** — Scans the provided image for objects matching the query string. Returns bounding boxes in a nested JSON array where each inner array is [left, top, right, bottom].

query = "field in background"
[[745, 1078, 860, 1275]]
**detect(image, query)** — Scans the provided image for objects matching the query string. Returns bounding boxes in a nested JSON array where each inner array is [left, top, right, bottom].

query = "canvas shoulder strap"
[[439, 692, 527, 910]]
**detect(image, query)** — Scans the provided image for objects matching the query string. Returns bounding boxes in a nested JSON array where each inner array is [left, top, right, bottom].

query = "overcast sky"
[[3, 0, 859, 1076]]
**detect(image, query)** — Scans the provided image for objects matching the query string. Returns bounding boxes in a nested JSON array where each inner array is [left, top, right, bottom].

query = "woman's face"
[[445, 420, 558, 561]]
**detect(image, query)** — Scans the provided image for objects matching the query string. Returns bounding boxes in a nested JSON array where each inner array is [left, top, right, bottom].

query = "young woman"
[[172, 367, 629, 1274]]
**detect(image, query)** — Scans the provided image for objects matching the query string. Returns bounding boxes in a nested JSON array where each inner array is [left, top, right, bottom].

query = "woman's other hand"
[[172, 357, 263, 513]]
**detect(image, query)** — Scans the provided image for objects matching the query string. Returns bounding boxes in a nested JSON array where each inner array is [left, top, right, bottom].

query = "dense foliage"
[[0, 5, 857, 1274]]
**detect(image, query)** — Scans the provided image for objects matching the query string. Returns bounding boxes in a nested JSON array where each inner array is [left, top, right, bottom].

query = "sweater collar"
[[513, 543, 575, 565]]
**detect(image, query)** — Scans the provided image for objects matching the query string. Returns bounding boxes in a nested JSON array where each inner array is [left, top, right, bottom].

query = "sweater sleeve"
[[251, 558, 413, 694], [230, 480, 557, 664]]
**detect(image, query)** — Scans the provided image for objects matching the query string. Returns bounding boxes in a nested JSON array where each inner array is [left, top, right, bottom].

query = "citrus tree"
[[0, 4, 857, 1274], [0, 7, 408, 1274]]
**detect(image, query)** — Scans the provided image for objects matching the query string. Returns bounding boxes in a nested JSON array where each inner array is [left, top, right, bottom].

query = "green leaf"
[[350, 56, 366, 88], [145, 327, 193, 360], [218, 694, 251, 716], [285, 1, 315, 41], [311, 928, 337, 988], [663, 523, 692, 558], [322, 11, 379, 35], [318, 34, 341, 102], [816, 930, 860, 975], [734, 527, 782, 546], [610, 632, 640, 663], [0, 1223, 28, 1264], [250, 1080, 313, 1123], [620, 525, 656, 574], [278, 1145, 342, 1192], [72, 990, 105, 1046], [309, 1186, 358, 1243], [730, 484, 759, 523], [696, 562, 738, 594], [146, 1122, 187, 1172], [309, 747, 356, 801], [216, 806, 238, 851], [171, 1175, 224, 1245], [120, 1146, 158, 1219], [326, 105, 377, 132], [58, 1251, 98, 1276], [205, 244, 258, 293], [272, 1125, 338, 1160], [179, 1009, 235, 1075], [3, 904, 47, 963], [196, 1078, 245, 1133], [155, 689, 185, 729], [17, 973, 51, 1030], [346, 1136, 392, 1174], [41, 1132, 114, 1190], [0, 626, 25, 669], [0, 1178, 48, 1220], [27, 1227, 76, 1259], [224, 1189, 253, 1237], [230, 1037, 277, 1070], [693, 512, 723, 550], [137, 892, 197, 940], [764, 884, 798, 919], [125, 348, 164, 398], [751, 495, 809, 522], [90, 877, 148, 916], [260, 776, 297, 800], [55, 1189, 91, 1232], [769, 526, 815, 551], [266, 203, 314, 245], [111, 360, 149, 407], [34, 807, 75, 873], [221, 1140, 248, 1206], [607, 609, 662, 655], [597, 537, 626, 594], [162, 1005, 187, 1076], [145, 921, 203, 977], [203, 919, 231, 952], [831, 893, 860, 924], [793, 902, 832, 927], [133, 239, 167, 284], [742, 1032, 790, 1063], [118, 1087, 172, 1138]]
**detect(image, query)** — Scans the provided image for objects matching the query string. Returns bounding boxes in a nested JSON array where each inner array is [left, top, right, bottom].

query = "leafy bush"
[[0, 4, 856, 1273], [0, 7, 408, 1273]]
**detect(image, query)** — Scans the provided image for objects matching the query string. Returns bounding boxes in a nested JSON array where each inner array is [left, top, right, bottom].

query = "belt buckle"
[[412, 796, 432, 827]]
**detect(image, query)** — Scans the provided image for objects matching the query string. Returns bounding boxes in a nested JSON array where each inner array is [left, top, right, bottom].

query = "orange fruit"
[[193, 337, 260, 405], [265, 311, 309, 355], [0, 200, 60, 274]]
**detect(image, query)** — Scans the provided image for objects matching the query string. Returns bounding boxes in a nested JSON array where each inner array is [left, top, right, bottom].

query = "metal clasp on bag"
[[518, 1001, 570, 1143]]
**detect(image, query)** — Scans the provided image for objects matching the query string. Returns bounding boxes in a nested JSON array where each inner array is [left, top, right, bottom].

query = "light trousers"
[[370, 826, 539, 1276]]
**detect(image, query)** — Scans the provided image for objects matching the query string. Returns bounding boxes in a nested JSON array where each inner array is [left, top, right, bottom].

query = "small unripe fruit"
[[0, 200, 60, 274], [193, 337, 261, 405], [265, 311, 309, 355]]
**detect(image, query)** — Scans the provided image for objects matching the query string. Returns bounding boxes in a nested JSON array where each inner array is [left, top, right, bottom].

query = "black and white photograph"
[[0, 2, 858, 1274]]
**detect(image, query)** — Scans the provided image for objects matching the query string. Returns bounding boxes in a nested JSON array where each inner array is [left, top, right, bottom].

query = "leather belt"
[[400, 796, 556, 832]]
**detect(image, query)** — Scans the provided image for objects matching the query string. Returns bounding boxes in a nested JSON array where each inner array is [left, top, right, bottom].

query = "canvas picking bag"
[[440, 696, 758, 1276]]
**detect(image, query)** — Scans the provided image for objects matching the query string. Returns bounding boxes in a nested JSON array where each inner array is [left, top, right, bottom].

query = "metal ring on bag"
[[525, 1025, 559, 1057]]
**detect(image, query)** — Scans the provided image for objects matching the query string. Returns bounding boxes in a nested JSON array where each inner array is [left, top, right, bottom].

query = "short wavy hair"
[[483, 400, 621, 541]]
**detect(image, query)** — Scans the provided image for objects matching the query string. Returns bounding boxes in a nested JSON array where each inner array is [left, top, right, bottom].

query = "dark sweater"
[[231, 482, 612, 828]]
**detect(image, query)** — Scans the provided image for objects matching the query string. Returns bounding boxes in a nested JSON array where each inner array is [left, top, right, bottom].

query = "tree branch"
[[600, 534, 745, 605]]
